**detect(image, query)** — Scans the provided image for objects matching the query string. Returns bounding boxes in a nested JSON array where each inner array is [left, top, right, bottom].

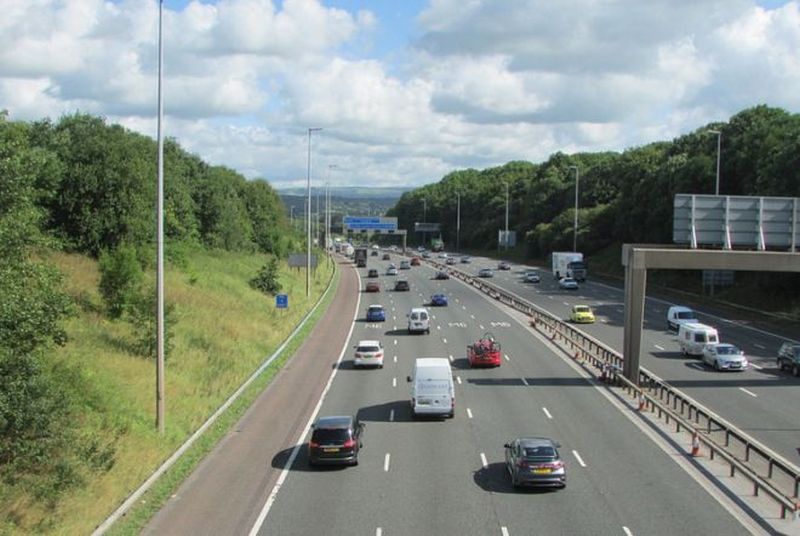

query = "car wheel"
[[714, 360, 720, 371], [794, 365, 800, 377], [426, 328, 430, 334], [511, 474, 521, 489]]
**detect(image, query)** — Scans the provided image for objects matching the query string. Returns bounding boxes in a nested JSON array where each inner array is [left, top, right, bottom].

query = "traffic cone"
[[637, 393, 646, 411], [573, 351, 581, 361], [690, 432, 701, 457]]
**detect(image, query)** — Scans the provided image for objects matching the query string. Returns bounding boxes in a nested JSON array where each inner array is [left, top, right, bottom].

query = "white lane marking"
[[521, 377, 529, 386], [501, 527, 510, 536], [563, 301, 570, 306], [654, 344, 664, 351], [384, 453, 391, 472], [391, 307, 395, 312], [449, 354, 454, 362], [393, 325, 397, 331], [463, 305, 467, 310], [547, 296, 553, 300], [504, 354, 510, 362], [376, 528, 382, 536], [456, 376, 462, 384], [470, 314, 475, 319], [443, 338, 448, 343], [431, 314, 436, 320], [479, 324, 484, 330], [467, 408, 473, 419], [394, 339, 398, 345], [393, 355, 397, 363], [437, 325, 442, 331], [750, 363, 762, 370], [754, 343, 766, 350], [392, 377, 397, 387], [542, 407, 553, 419], [389, 409, 395, 422], [248, 272, 361, 536], [393, 315, 396, 321], [480, 452, 488, 468], [739, 387, 757, 398], [572, 450, 587, 467], [623, 527, 633, 536], [688, 363, 704, 370]]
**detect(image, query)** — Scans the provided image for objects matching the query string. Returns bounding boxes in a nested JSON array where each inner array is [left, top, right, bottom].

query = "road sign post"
[[276, 294, 288, 312]]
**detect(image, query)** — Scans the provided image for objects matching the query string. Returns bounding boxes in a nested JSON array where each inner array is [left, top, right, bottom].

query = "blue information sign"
[[343, 216, 398, 231], [276, 294, 288, 309]]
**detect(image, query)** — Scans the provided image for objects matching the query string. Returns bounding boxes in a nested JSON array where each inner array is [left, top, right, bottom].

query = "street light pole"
[[456, 191, 461, 254], [306, 127, 322, 298], [504, 182, 509, 251], [708, 129, 722, 195], [423, 198, 427, 247], [569, 166, 579, 252], [155, 0, 165, 434]]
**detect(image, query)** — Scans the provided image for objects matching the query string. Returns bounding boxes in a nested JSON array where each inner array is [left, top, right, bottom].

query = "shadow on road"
[[271, 445, 349, 473], [467, 377, 591, 387], [472, 463, 561, 495]]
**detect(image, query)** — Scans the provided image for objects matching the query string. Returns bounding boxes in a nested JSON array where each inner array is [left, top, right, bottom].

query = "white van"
[[407, 307, 431, 334], [407, 358, 454, 418], [666, 306, 698, 332], [678, 323, 719, 357]]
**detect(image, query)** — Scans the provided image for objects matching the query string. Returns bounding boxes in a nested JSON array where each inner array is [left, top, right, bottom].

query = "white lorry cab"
[[666, 306, 698, 332], [678, 323, 719, 357], [407, 358, 454, 418]]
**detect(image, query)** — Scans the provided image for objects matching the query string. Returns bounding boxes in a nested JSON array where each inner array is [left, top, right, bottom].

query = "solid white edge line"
[[247, 269, 362, 536], [542, 407, 553, 419], [480, 452, 488, 468], [466, 408, 473, 419], [572, 450, 587, 467], [739, 387, 757, 398], [384, 453, 391, 472]]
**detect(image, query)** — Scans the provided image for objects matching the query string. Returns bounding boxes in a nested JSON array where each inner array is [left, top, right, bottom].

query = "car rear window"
[[312, 428, 351, 442], [357, 345, 380, 353], [523, 446, 557, 459]]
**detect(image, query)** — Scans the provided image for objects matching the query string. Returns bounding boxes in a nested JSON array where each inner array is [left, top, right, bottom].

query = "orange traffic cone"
[[690, 432, 701, 457]]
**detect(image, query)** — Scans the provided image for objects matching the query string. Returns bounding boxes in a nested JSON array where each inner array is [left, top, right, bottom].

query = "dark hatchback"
[[394, 279, 410, 291], [504, 437, 566, 489], [308, 415, 364, 466]]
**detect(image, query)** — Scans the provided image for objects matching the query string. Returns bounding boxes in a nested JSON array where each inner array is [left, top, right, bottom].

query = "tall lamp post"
[[456, 191, 461, 253], [155, 0, 165, 434], [423, 198, 427, 247], [708, 129, 722, 195], [504, 182, 509, 251], [569, 165, 579, 252], [306, 127, 322, 298]]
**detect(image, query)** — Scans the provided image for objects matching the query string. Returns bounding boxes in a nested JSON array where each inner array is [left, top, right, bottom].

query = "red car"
[[410, 257, 421, 266], [467, 333, 502, 367], [365, 281, 380, 292]]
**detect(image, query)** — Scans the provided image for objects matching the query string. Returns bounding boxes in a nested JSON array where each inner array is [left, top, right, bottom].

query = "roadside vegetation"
[[389, 105, 800, 315], [0, 111, 334, 533]]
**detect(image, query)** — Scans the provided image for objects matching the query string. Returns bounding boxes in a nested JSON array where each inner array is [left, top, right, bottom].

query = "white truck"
[[552, 252, 587, 281]]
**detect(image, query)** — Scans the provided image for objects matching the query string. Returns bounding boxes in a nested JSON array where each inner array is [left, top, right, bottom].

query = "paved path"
[[143, 257, 358, 536]]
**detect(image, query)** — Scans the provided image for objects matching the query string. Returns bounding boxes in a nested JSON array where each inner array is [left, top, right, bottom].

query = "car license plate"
[[533, 468, 551, 474], [323, 448, 339, 453]]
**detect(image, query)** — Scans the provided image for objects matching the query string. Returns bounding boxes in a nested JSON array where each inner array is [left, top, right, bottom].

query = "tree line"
[[0, 111, 295, 506], [388, 105, 800, 257]]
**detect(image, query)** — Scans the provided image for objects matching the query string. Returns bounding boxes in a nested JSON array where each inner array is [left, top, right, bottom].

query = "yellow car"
[[570, 305, 595, 324]]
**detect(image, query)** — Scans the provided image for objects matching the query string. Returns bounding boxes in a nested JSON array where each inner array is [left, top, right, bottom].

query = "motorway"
[[451, 254, 800, 466], [255, 253, 754, 535]]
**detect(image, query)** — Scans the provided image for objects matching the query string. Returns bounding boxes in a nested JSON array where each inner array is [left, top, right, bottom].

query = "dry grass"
[[2, 249, 334, 535]]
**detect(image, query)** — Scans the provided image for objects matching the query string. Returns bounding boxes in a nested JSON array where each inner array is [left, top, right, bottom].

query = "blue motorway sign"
[[276, 294, 288, 309], [343, 216, 398, 231]]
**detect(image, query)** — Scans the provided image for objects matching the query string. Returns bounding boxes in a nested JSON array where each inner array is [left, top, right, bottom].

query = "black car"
[[777, 342, 800, 376], [308, 415, 364, 466], [367, 268, 379, 278], [504, 437, 566, 489], [382, 253, 391, 260], [394, 279, 410, 291], [370, 250, 379, 257], [435, 270, 450, 280]]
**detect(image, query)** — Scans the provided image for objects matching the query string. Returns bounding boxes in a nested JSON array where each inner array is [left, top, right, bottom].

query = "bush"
[[249, 256, 282, 296], [126, 287, 176, 360], [98, 244, 143, 319]]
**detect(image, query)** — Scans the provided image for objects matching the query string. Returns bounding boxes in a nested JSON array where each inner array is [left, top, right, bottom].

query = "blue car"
[[430, 294, 448, 307], [366, 304, 386, 322]]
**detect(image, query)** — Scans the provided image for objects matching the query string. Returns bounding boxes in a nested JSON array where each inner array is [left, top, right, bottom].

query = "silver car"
[[386, 267, 398, 276], [524, 271, 540, 283], [702, 343, 748, 371], [504, 437, 566, 489], [478, 268, 494, 278], [558, 277, 578, 290]]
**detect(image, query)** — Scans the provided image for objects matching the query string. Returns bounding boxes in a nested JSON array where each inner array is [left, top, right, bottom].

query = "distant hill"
[[279, 186, 407, 230], [277, 186, 409, 200]]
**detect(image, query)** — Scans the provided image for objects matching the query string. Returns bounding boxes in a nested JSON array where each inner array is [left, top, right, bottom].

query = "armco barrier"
[[427, 257, 799, 520]]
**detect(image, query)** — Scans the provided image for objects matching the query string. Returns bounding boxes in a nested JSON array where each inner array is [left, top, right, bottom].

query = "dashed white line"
[[467, 408, 473, 419], [623, 526, 633, 536], [688, 363, 704, 370], [739, 387, 757, 398], [548, 296, 554, 300], [437, 325, 442, 331], [754, 343, 766, 350], [542, 407, 553, 419], [384, 453, 391, 472], [449, 354, 454, 362], [456, 376, 462, 384], [563, 301, 570, 306], [394, 339, 398, 345], [393, 355, 397, 363], [479, 324, 484, 330], [376, 528, 382, 536], [470, 314, 475, 319], [504, 354, 510, 362], [480, 452, 488, 468], [392, 377, 397, 387], [572, 450, 587, 467], [751, 363, 763, 370], [501, 527, 510, 536], [463, 305, 467, 310], [393, 325, 397, 331], [443, 338, 447, 344], [389, 409, 394, 422], [521, 377, 529, 386], [654, 344, 664, 351]]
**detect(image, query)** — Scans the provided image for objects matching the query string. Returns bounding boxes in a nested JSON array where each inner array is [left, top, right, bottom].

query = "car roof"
[[357, 339, 381, 346], [315, 415, 353, 429], [432, 293, 445, 297], [410, 307, 429, 313], [368, 304, 384, 309], [517, 437, 558, 448]]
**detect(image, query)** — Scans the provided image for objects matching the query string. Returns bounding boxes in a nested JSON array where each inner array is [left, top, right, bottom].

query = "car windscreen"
[[677, 311, 695, 319], [411, 312, 419, 320], [575, 307, 590, 313], [312, 428, 351, 442], [523, 446, 557, 460], [716, 346, 739, 355]]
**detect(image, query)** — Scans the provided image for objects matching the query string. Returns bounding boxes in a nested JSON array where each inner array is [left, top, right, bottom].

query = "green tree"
[[98, 243, 143, 319], [250, 256, 282, 295]]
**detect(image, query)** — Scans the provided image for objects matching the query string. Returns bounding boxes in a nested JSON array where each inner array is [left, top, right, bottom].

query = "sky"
[[1, 0, 798, 190]]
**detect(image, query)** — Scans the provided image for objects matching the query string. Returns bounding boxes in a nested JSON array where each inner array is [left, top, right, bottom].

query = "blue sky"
[[3, 0, 799, 188]]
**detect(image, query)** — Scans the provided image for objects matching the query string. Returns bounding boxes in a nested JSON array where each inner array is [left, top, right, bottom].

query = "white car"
[[559, 277, 579, 290], [354, 340, 384, 368], [407, 307, 431, 334], [702, 343, 747, 371], [399, 260, 411, 270], [524, 271, 540, 283], [478, 268, 494, 278], [386, 267, 398, 276]]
